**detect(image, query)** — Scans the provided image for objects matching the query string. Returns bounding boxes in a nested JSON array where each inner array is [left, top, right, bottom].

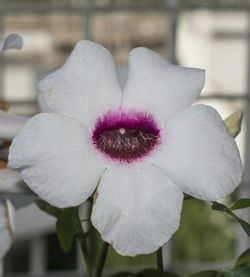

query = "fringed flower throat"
[[92, 110, 161, 162]]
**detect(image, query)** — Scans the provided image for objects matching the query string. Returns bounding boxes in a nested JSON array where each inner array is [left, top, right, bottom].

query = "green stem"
[[76, 207, 93, 277], [95, 241, 109, 277], [156, 247, 164, 277]]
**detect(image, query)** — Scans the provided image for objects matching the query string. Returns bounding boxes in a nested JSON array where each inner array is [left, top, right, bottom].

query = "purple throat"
[[92, 110, 161, 162]]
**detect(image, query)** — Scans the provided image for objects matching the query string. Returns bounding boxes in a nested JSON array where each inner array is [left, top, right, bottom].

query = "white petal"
[[6, 200, 15, 235], [0, 34, 23, 51], [0, 200, 15, 259], [91, 163, 183, 256], [153, 105, 242, 201], [38, 91, 50, 112], [0, 168, 29, 194], [38, 40, 122, 127], [122, 47, 205, 124], [9, 113, 106, 208], [0, 110, 28, 140]]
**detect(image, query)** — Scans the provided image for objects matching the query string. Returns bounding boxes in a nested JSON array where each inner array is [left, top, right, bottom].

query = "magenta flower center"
[[92, 110, 160, 162]]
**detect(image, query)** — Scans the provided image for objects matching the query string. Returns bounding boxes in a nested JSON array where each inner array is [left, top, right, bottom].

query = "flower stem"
[[76, 208, 93, 277], [95, 241, 109, 277], [156, 247, 164, 277]]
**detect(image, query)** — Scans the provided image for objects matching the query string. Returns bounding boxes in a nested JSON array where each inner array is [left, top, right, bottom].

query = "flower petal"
[[38, 40, 122, 127], [38, 92, 50, 112], [0, 34, 23, 52], [153, 105, 242, 201], [91, 163, 183, 256], [0, 200, 14, 259], [6, 199, 15, 235], [0, 110, 28, 140], [122, 47, 205, 124], [8, 113, 106, 208]]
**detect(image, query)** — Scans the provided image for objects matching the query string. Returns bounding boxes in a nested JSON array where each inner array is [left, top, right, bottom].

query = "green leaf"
[[237, 218, 250, 236], [109, 273, 134, 277], [188, 270, 218, 277], [136, 269, 181, 277], [228, 211, 250, 237], [56, 207, 77, 252], [211, 202, 250, 237], [235, 249, 250, 267], [224, 111, 243, 138], [230, 199, 250, 211], [221, 265, 250, 277], [211, 202, 229, 212], [35, 198, 62, 218]]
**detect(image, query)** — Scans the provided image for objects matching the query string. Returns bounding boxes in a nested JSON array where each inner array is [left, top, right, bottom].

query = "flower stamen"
[[92, 110, 160, 162]]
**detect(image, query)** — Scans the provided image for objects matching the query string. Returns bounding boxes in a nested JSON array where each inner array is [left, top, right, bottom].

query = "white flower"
[[0, 200, 14, 259], [8, 41, 242, 256], [0, 33, 26, 141], [0, 111, 31, 195], [0, 34, 29, 196], [0, 33, 27, 141], [0, 110, 29, 195]]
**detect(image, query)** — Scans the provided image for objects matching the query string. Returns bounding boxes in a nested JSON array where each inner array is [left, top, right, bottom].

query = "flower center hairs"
[[92, 110, 161, 162]]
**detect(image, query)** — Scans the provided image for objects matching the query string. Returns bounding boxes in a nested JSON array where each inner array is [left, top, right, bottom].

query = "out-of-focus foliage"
[[212, 201, 250, 238], [235, 249, 250, 267], [109, 269, 181, 276], [56, 208, 77, 253], [173, 200, 235, 262], [108, 250, 250, 277]]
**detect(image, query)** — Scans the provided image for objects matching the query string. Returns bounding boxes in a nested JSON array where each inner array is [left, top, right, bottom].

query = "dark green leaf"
[[235, 249, 250, 267], [56, 207, 77, 252], [237, 218, 250, 236], [214, 208, 250, 237], [188, 270, 218, 277], [136, 269, 181, 277], [228, 211, 250, 237], [35, 198, 62, 218], [230, 199, 250, 211], [211, 202, 229, 212], [221, 265, 250, 277], [109, 273, 134, 277]]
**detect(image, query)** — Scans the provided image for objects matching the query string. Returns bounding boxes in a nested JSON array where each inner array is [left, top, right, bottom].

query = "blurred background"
[[0, 0, 250, 276]]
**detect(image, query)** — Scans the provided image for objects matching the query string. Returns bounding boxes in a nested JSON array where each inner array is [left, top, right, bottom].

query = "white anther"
[[119, 128, 126, 135]]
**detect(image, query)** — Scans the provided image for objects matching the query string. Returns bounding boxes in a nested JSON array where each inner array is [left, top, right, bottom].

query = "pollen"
[[92, 110, 160, 162]]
